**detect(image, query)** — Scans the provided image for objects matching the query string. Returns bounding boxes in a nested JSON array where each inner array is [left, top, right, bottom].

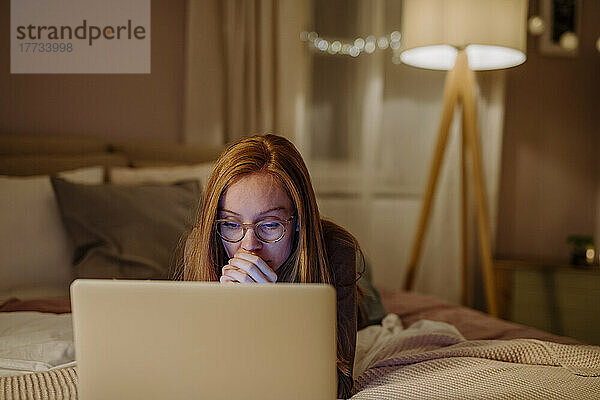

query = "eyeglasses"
[[215, 216, 296, 243]]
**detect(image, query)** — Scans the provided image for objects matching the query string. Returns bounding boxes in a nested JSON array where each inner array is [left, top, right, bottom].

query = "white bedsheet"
[[0, 312, 75, 376]]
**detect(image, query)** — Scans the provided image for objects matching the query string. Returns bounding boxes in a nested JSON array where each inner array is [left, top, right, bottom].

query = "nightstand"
[[495, 259, 600, 345]]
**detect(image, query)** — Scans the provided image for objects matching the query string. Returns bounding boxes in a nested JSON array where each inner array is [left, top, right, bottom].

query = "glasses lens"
[[217, 221, 243, 242], [256, 221, 285, 242]]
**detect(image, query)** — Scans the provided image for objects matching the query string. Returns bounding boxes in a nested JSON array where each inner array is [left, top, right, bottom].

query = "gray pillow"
[[51, 177, 199, 280]]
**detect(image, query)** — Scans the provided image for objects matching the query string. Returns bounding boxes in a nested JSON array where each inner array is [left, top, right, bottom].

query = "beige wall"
[[0, 0, 186, 143], [496, 1, 600, 261]]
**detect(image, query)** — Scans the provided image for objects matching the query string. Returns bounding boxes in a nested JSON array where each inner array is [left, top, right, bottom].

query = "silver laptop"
[[71, 279, 337, 400]]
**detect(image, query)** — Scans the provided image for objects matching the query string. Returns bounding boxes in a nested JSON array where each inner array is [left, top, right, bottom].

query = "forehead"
[[219, 172, 292, 216]]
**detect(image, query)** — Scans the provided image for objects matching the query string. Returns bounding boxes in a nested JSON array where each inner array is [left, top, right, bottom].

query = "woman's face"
[[217, 172, 296, 271]]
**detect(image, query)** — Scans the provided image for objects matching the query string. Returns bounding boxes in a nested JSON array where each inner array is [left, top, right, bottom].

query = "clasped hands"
[[220, 251, 278, 284]]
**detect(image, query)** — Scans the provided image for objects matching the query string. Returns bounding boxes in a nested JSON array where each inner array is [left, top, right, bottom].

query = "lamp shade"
[[400, 0, 528, 70]]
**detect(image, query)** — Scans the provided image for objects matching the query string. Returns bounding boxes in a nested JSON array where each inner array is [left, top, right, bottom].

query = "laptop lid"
[[71, 279, 337, 400]]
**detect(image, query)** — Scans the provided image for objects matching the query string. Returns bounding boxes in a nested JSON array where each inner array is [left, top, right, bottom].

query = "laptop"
[[71, 279, 337, 400]]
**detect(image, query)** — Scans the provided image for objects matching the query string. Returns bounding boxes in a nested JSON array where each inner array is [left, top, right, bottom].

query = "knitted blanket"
[[3, 314, 599, 399], [1, 367, 77, 399], [351, 314, 600, 399]]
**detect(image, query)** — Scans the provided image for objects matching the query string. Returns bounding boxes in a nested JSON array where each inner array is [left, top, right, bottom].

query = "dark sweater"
[[321, 221, 358, 399]]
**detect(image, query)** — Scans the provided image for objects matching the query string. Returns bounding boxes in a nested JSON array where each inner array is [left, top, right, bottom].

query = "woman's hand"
[[220, 251, 278, 284]]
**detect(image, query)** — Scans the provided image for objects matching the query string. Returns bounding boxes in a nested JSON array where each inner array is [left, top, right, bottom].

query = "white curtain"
[[183, 0, 310, 145], [308, 0, 507, 306], [183, 0, 507, 306]]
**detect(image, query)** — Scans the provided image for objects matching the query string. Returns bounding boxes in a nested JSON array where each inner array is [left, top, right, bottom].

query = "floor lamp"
[[400, 0, 528, 317]]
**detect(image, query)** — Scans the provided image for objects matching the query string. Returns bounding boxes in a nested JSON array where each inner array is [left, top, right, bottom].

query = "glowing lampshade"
[[400, 0, 528, 71]]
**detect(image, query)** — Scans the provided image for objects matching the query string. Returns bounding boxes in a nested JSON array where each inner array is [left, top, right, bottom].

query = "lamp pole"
[[404, 49, 499, 317]]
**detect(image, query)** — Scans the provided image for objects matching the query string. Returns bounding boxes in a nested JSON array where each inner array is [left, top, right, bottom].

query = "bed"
[[1, 134, 599, 399]]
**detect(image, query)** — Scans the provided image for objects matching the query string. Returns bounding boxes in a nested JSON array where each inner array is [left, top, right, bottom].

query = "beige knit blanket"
[[2, 314, 599, 399], [1, 367, 77, 400], [351, 314, 600, 399]]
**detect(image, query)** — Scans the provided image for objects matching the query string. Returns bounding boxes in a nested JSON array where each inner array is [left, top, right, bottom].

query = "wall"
[[496, 1, 600, 262], [0, 0, 186, 143]]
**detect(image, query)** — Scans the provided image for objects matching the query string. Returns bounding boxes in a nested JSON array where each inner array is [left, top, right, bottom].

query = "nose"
[[240, 227, 263, 252]]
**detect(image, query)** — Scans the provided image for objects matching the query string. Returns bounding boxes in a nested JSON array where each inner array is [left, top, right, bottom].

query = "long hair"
[[173, 134, 358, 381], [182, 134, 331, 285]]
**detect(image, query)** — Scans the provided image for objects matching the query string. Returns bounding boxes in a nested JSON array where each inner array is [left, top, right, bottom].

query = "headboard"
[[0, 135, 224, 178]]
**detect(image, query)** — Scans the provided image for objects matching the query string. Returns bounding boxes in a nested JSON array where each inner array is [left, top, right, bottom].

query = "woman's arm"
[[333, 254, 357, 399]]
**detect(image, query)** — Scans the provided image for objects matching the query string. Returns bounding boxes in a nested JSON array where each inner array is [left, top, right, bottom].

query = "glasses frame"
[[215, 215, 296, 243]]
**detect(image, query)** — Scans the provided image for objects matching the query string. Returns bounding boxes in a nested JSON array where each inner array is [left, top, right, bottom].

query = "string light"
[[527, 0, 595, 52], [559, 31, 578, 51], [377, 37, 389, 49], [301, 30, 402, 58], [527, 16, 545, 36]]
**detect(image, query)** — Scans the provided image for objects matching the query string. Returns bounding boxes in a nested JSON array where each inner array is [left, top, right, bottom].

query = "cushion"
[[109, 163, 214, 187], [0, 167, 104, 299], [51, 178, 200, 280]]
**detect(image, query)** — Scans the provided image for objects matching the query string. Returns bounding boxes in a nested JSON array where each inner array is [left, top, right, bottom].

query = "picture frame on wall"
[[539, 0, 582, 57]]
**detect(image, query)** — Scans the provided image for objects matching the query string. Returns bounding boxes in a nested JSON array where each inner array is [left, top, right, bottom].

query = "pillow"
[[109, 163, 214, 187], [57, 166, 105, 184], [0, 167, 104, 300], [51, 178, 200, 280]]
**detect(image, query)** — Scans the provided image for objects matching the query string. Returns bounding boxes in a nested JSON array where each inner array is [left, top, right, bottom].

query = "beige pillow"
[[57, 166, 105, 184], [110, 163, 214, 188], [0, 167, 104, 300]]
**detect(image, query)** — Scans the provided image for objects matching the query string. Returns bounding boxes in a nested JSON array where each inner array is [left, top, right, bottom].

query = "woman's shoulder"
[[320, 219, 358, 282]]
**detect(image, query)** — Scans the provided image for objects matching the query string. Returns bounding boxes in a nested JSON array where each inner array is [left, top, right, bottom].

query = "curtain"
[[307, 0, 507, 306], [183, 0, 310, 145], [221, 0, 276, 140], [183, 0, 507, 307]]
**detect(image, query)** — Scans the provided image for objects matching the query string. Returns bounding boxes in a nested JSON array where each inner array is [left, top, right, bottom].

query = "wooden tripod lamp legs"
[[404, 50, 498, 317], [403, 58, 459, 292]]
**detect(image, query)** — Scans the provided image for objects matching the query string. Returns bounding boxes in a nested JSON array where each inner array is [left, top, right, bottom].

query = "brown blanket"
[[378, 288, 582, 345], [0, 298, 71, 314]]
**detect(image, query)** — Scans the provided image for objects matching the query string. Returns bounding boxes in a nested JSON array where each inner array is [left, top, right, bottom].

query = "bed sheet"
[[0, 312, 75, 376]]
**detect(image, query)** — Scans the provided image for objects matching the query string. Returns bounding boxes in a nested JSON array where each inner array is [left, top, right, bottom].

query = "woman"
[[178, 134, 360, 398]]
